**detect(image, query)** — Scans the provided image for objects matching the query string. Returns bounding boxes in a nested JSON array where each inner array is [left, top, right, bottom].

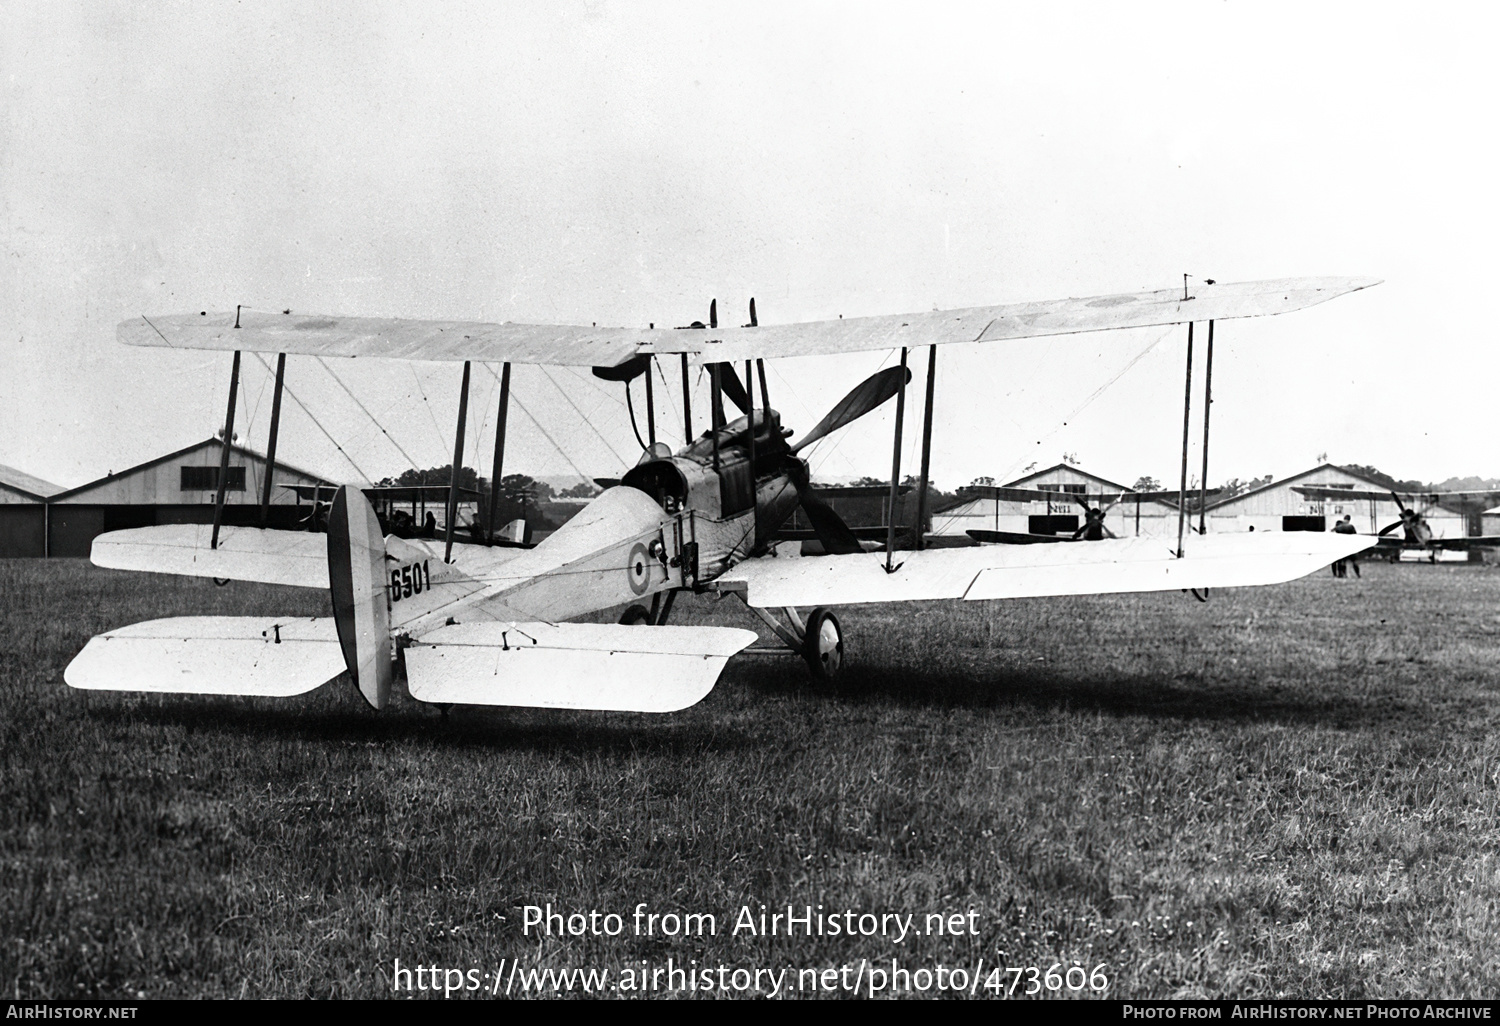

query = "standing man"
[[1333, 514, 1361, 578]]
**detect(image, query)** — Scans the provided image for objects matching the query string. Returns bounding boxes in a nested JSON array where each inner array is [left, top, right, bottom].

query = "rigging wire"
[[478, 363, 594, 487], [315, 357, 423, 475], [537, 365, 632, 468], [992, 325, 1174, 486], [407, 363, 451, 458], [248, 352, 372, 483]]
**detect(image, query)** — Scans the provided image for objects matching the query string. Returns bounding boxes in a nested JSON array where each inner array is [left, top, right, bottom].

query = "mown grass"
[[2, 558, 1499, 999]]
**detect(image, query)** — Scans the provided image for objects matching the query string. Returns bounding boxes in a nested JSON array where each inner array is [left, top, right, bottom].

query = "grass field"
[[3, 557, 1500, 999]]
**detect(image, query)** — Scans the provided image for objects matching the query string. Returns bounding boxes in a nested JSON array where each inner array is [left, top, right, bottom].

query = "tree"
[[967, 476, 995, 489], [850, 476, 887, 488], [1132, 475, 1161, 492], [376, 464, 482, 491], [1341, 464, 1426, 492], [559, 481, 600, 499]]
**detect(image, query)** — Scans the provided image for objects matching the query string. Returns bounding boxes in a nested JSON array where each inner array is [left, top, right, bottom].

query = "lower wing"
[[1430, 536, 1500, 550], [714, 532, 1375, 607]]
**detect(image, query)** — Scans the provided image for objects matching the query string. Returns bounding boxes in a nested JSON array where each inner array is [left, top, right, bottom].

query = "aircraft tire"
[[801, 607, 844, 680], [619, 604, 653, 626]]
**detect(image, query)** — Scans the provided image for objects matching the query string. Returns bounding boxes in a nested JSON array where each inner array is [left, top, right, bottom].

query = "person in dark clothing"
[[422, 511, 437, 538], [1332, 514, 1360, 578]]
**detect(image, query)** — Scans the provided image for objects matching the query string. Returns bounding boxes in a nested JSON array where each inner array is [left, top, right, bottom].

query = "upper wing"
[[1294, 486, 1500, 512], [119, 276, 1378, 369], [713, 531, 1374, 608], [1292, 486, 1403, 503]]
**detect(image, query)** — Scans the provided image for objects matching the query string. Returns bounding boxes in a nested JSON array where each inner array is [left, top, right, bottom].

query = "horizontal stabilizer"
[[404, 621, 757, 712], [65, 616, 345, 696], [716, 532, 1375, 607], [91, 525, 330, 589]]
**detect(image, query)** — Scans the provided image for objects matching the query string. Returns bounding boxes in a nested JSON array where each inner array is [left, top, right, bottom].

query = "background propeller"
[[1378, 491, 1426, 539], [1072, 493, 1121, 540]]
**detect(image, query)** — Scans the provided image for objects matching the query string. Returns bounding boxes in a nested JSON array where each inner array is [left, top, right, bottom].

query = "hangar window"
[[181, 466, 246, 492]]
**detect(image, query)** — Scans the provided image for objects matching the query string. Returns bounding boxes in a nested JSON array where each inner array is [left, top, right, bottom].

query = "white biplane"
[[65, 277, 1379, 714]]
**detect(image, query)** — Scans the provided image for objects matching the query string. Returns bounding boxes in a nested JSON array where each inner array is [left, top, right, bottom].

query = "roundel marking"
[[627, 542, 651, 595]]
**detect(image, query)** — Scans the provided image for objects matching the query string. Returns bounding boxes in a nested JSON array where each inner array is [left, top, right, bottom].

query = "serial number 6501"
[[390, 560, 431, 602]]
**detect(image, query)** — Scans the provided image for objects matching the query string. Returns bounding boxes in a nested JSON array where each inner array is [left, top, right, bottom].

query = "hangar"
[[0, 464, 62, 558], [1200, 463, 1467, 539], [13, 438, 332, 558], [931, 464, 1183, 540]]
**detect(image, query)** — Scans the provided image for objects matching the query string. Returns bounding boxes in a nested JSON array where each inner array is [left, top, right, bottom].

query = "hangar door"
[[0, 506, 46, 557], [1282, 516, 1327, 532]]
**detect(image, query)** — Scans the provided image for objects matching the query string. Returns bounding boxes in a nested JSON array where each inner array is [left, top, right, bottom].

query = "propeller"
[[1071, 494, 1121, 540], [712, 362, 753, 415], [782, 457, 864, 555], [775, 365, 914, 554], [791, 365, 912, 454], [1378, 491, 1426, 539]]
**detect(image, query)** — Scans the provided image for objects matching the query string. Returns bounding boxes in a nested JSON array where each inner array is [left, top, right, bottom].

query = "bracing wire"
[[992, 325, 1174, 485], [478, 363, 595, 487], [314, 357, 423, 475], [248, 352, 372, 483], [537, 365, 631, 467], [408, 364, 451, 458]]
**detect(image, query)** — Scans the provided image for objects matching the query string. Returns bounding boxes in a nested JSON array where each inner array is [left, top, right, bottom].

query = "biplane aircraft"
[[962, 486, 1224, 545], [1292, 485, 1500, 561], [65, 277, 1379, 714]]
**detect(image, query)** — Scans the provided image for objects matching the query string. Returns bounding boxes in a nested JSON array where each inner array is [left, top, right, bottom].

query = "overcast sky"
[[3, 1, 1495, 492]]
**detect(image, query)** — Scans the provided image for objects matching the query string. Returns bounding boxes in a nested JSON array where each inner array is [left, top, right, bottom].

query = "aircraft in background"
[[1292, 485, 1500, 561], [963, 486, 1225, 545], [67, 276, 1377, 715]]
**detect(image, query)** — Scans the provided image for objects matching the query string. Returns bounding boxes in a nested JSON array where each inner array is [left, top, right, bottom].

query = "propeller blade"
[[791, 365, 912, 454], [713, 362, 752, 415], [709, 299, 717, 330], [797, 486, 866, 556], [1390, 490, 1409, 514]]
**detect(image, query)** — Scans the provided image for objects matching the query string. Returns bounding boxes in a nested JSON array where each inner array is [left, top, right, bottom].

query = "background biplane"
[[66, 277, 1378, 714], [1292, 484, 1500, 561]]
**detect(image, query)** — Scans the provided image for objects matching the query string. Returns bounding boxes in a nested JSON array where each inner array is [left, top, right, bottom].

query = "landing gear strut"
[[734, 596, 846, 681]]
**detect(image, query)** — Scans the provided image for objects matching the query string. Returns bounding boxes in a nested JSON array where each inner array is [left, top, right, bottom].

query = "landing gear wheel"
[[801, 607, 844, 680], [619, 604, 652, 626]]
